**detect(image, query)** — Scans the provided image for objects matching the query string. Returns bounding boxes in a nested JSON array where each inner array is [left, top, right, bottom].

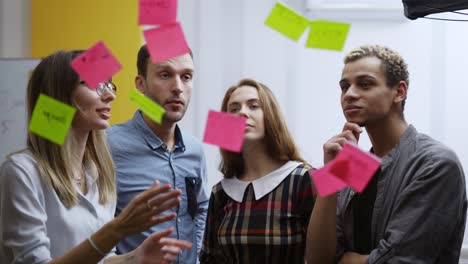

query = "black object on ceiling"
[[402, 0, 468, 20]]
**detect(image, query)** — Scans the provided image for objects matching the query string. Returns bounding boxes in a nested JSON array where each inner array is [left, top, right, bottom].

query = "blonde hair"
[[219, 78, 305, 178], [344, 45, 409, 110], [26, 50, 115, 208]]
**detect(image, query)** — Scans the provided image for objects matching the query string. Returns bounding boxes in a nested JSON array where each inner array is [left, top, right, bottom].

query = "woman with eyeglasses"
[[0, 50, 191, 264]]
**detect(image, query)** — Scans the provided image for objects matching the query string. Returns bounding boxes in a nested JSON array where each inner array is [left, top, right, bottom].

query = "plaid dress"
[[200, 162, 315, 263]]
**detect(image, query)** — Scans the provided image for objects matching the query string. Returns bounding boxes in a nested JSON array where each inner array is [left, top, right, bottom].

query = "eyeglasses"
[[80, 81, 117, 96]]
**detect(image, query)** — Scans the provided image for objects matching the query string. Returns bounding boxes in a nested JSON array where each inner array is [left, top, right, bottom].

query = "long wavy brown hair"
[[219, 78, 305, 178]]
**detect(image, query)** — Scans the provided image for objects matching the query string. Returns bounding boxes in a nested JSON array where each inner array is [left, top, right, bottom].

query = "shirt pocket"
[[185, 177, 201, 220]]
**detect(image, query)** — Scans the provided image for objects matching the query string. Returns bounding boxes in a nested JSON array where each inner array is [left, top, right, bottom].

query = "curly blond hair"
[[344, 45, 409, 110]]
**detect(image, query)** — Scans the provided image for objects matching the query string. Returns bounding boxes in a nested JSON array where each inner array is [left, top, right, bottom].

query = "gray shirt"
[[0, 150, 116, 264], [336, 125, 467, 263]]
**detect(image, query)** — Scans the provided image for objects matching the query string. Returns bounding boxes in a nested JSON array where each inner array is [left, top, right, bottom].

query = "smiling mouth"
[[96, 109, 111, 119]]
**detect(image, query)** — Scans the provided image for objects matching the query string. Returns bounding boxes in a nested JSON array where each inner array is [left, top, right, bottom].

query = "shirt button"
[[350, 190, 355, 196], [177, 217, 181, 223]]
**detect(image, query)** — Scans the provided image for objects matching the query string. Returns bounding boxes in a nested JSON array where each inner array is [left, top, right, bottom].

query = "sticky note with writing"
[[143, 22, 190, 64], [129, 89, 165, 124], [139, 0, 177, 25], [203, 110, 246, 153], [306, 20, 351, 51], [311, 163, 348, 197], [29, 94, 76, 145], [71, 41, 122, 89], [264, 2, 310, 41]]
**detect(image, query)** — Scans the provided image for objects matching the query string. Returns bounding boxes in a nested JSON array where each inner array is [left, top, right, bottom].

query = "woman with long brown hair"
[[0, 50, 191, 264], [200, 78, 316, 263]]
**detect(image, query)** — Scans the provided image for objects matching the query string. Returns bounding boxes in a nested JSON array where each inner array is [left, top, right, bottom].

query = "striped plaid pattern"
[[200, 164, 315, 263]]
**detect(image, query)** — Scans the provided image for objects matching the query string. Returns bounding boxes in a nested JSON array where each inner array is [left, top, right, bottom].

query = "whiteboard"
[[0, 59, 40, 162]]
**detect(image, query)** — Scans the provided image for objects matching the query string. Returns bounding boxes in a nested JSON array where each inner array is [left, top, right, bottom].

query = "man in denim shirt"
[[307, 45, 466, 264], [107, 45, 209, 264]]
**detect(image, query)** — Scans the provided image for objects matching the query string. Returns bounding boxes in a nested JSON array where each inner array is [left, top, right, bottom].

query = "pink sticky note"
[[203, 110, 247, 153], [311, 163, 347, 197], [139, 0, 177, 25], [143, 22, 190, 64], [332, 143, 381, 192], [71, 41, 122, 89]]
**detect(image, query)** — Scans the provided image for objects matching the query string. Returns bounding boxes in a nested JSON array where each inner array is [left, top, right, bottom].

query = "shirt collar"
[[132, 110, 186, 152], [373, 124, 417, 167], [221, 160, 302, 202]]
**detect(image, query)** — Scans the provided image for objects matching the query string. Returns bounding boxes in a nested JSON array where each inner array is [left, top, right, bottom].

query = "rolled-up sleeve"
[[0, 160, 52, 264]]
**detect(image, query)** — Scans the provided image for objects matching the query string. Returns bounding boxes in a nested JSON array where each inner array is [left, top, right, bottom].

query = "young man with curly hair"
[[307, 45, 467, 264]]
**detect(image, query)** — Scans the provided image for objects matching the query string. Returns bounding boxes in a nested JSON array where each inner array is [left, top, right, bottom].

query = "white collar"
[[221, 161, 302, 202]]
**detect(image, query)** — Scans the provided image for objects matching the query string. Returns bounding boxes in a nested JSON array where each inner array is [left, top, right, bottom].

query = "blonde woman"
[[0, 50, 191, 264], [200, 79, 316, 263]]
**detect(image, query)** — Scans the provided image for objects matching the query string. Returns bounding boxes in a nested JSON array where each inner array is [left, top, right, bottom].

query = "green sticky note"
[[306, 20, 351, 51], [264, 2, 310, 41], [29, 94, 76, 145], [129, 89, 165, 124]]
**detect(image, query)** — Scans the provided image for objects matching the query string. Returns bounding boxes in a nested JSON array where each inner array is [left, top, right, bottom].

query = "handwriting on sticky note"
[[43, 111, 66, 124], [306, 20, 351, 51], [202, 110, 246, 153], [71, 41, 122, 89], [264, 2, 310, 41], [143, 22, 190, 64], [29, 94, 76, 145], [139, 0, 177, 25], [129, 89, 165, 124]]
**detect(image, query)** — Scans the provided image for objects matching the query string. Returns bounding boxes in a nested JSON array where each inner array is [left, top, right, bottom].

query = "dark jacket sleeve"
[[367, 157, 466, 263], [335, 190, 348, 263]]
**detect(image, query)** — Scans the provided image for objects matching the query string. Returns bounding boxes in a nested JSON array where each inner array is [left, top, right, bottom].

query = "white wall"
[[0, 0, 30, 57], [176, 0, 468, 250], [2, 0, 468, 252]]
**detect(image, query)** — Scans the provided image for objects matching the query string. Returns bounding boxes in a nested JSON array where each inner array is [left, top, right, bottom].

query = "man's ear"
[[135, 75, 146, 94], [394, 81, 408, 104]]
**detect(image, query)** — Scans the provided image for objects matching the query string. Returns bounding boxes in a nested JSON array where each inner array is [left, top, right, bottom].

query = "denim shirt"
[[336, 125, 467, 264], [107, 111, 209, 264]]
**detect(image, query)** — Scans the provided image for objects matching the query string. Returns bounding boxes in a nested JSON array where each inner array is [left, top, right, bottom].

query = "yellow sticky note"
[[129, 89, 165, 124], [306, 20, 351, 51], [29, 94, 76, 145], [264, 2, 310, 41]]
